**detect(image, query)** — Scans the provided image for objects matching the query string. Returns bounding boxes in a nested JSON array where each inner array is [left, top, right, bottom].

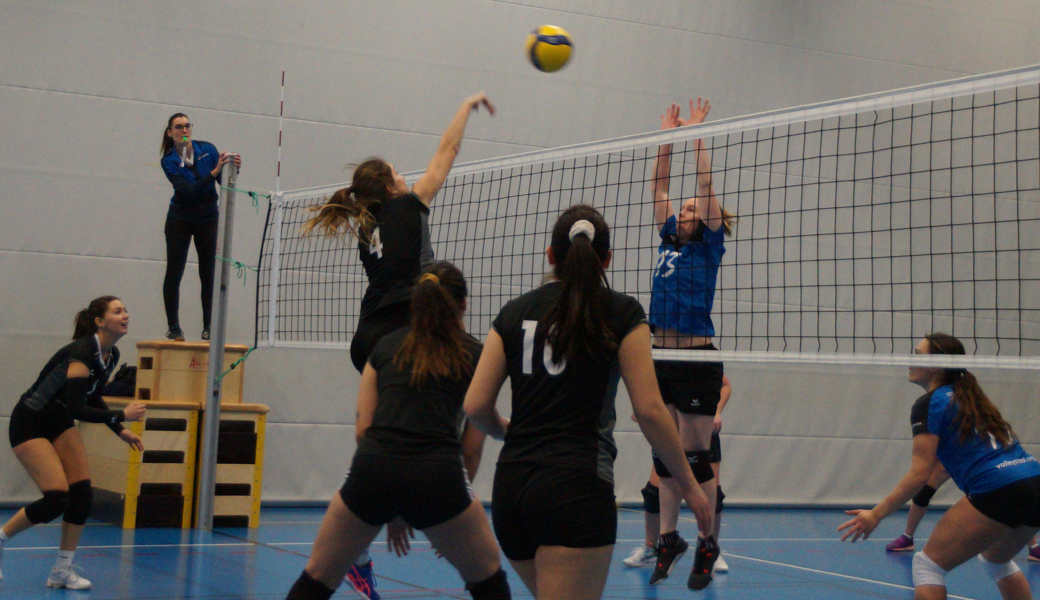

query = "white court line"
[[725, 552, 978, 600], [3, 542, 253, 551]]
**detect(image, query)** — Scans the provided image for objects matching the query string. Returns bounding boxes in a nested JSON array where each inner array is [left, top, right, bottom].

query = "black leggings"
[[163, 215, 218, 329]]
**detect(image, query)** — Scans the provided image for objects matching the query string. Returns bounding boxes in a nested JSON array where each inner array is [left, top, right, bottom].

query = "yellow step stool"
[[136, 341, 248, 404]]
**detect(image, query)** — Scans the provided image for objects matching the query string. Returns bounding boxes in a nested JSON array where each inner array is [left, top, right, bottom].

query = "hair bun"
[[569, 219, 595, 241]]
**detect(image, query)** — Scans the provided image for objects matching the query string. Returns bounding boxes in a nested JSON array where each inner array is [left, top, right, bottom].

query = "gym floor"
[[0, 506, 1036, 599]]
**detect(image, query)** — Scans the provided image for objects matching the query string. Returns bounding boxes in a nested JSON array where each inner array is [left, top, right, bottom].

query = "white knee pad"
[[978, 554, 1021, 581], [912, 552, 947, 588]]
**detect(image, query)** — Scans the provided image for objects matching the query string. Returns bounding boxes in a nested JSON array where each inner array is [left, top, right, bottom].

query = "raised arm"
[[680, 98, 723, 232], [650, 104, 681, 230], [411, 92, 496, 207]]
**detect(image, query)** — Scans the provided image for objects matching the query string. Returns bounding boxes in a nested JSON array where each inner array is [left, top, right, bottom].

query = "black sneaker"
[[201, 329, 210, 341], [649, 535, 688, 585], [688, 536, 719, 590], [166, 326, 186, 342]]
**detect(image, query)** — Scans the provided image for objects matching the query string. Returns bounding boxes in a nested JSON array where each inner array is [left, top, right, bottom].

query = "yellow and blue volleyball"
[[526, 25, 573, 73]]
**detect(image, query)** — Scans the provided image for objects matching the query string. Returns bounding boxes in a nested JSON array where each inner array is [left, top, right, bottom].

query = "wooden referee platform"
[[80, 341, 267, 529]]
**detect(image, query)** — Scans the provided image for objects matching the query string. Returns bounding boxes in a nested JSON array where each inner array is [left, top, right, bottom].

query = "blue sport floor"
[[0, 506, 1036, 599]]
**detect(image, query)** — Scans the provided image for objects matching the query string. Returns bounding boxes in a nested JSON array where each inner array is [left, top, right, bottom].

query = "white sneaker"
[[47, 565, 92, 590], [713, 553, 729, 573], [622, 545, 656, 567]]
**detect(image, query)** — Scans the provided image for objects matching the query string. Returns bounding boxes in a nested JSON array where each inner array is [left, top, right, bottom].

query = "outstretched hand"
[[661, 103, 682, 130], [387, 517, 415, 556], [464, 92, 496, 116], [837, 509, 879, 543], [679, 97, 711, 126]]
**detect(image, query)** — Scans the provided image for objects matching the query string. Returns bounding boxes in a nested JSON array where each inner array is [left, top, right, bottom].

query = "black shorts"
[[340, 454, 474, 530], [967, 475, 1040, 529], [9, 401, 76, 448], [351, 302, 412, 372], [709, 431, 722, 464], [653, 344, 723, 416], [491, 463, 616, 561]]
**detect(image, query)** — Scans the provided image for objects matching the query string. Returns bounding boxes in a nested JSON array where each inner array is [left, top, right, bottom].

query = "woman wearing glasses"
[[159, 114, 242, 341]]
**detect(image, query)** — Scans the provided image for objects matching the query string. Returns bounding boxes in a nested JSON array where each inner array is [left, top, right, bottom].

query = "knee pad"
[[912, 484, 937, 508], [716, 486, 725, 515], [641, 482, 660, 514], [978, 554, 1021, 581], [466, 568, 510, 600], [63, 480, 93, 525], [912, 551, 947, 588], [25, 490, 69, 524], [651, 452, 672, 479], [686, 451, 715, 484]]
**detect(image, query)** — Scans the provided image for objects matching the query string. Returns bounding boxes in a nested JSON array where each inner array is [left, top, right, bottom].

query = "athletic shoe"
[[713, 553, 729, 573], [623, 545, 656, 567], [649, 535, 688, 585], [688, 536, 719, 590], [201, 329, 211, 341], [166, 326, 186, 342], [47, 565, 92, 590], [1028, 545, 1040, 562], [345, 560, 380, 600], [885, 534, 915, 552]]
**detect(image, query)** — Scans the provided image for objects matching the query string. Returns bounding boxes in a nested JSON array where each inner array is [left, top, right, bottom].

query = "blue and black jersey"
[[17, 335, 125, 431], [911, 384, 1040, 494], [160, 140, 222, 224], [649, 216, 725, 337]]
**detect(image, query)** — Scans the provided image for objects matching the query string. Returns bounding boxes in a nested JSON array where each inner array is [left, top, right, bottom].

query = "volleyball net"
[[256, 65, 1040, 369]]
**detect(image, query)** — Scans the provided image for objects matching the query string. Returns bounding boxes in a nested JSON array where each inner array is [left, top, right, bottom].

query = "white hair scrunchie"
[[569, 219, 596, 242]]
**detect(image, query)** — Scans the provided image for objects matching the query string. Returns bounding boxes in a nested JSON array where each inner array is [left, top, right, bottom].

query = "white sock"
[[0, 528, 9, 544], [1030, 540, 1039, 549], [55, 550, 74, 570], [354, 549, 370, 565]]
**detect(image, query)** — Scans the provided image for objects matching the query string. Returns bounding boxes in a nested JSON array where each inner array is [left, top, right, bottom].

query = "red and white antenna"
[[276, 70, 285, 194]]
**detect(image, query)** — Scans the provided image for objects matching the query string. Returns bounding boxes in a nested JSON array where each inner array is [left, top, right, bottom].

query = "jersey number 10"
[[522, 320, 567, 376]]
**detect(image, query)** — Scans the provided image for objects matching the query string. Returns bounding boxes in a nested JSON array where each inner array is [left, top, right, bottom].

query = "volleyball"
[[526, 25, 573, 73]]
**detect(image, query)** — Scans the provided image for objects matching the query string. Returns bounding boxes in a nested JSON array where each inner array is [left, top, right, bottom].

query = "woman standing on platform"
[[160, 113, 242, 342], [0, 296, 146, 590], [285, 262, 511, 600], [301, 92, 495, 373], [644, 98, 735, 589], [464, 205, 712, 600], [839, 333, 1040, 600]]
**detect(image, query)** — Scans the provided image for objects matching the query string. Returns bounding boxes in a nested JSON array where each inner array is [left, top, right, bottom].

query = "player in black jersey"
[[0, 296, 146, 590], [285, 263, 511, 600], [301, 92, 496, 373], [464, 205, 712, 600]]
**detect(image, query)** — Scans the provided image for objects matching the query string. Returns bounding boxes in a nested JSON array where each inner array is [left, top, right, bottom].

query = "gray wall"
[[2, 1, 1038, 508]]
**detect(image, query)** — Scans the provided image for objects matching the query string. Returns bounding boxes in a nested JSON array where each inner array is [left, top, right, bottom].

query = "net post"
[[266, 192, 284, 346], [196, 162, 238, 530]]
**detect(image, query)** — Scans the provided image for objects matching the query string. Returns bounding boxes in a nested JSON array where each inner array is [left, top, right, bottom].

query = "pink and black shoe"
[[885, 534, 914, 552]]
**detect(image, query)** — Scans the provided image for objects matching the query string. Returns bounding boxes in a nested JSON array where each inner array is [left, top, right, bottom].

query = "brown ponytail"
[[300, 158, 396, 246], [394, 262, 472, 386], [73, 296, 120, 340], [543, 205, 616, 364], [161, 113, 188, 157], [720, 208, 737, 237], [925, 333, 1016, 446]]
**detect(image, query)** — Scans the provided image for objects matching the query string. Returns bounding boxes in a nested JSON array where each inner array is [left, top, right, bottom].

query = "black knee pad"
[[716, 486, 725, 515], [466, 568, 511, 600], [25, 490, 69, 524], [686, 451, 715, 484], [286, 570, 335, 600], [912, 484, 937, 508], [641, 482, 661, 514], [64, 480, 93, 525], [651, 452, 672, 478]]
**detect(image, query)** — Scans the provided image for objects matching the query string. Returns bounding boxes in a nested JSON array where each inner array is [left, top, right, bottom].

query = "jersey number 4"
[[522, 320, 567, 375], [369, 227, 383, 259]]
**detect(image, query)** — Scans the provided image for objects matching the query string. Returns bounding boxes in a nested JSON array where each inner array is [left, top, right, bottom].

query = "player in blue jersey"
[[839, 333, 1040, 600], [645, 98, 736, 589]]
